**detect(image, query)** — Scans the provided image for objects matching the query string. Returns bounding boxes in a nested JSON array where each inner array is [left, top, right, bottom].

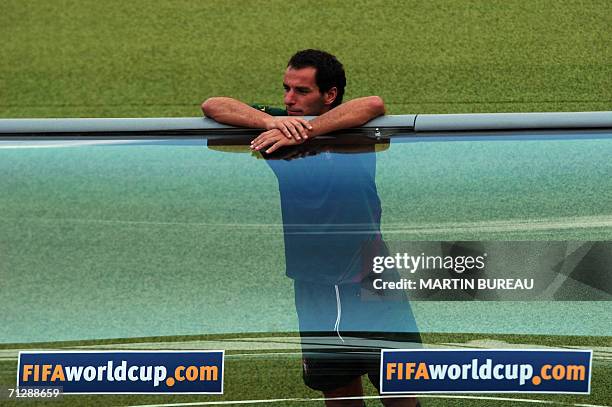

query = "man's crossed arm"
[[202, 97, 313, 141], [201, 96, 385, 153]]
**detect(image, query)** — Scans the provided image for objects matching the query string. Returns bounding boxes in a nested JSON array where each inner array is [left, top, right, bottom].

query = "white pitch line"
[[124, 397, 301, 406], [123, 394, 608, 407], [381, 218, 612, 234], [2, 215, 612, 234], [0, 217, 284, 229], [0, 352, 303, 361]]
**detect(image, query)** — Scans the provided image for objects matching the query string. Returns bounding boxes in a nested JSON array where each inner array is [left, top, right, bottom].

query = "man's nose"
[[284, 90, 295, 105]]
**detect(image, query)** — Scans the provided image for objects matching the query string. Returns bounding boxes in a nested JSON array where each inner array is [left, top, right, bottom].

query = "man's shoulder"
[[251, 104, 288, 116]]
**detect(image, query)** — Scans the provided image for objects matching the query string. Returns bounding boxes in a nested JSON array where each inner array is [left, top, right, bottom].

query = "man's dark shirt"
[[267, 148, 383, 284], [251, 103, 288, 116]]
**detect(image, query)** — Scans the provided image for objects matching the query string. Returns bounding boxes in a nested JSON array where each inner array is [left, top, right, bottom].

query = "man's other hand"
[[251, 128, 305, 154], [265, 117, 312, 141]]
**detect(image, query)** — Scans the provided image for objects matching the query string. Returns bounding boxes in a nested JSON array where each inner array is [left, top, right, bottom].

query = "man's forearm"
[[308, 96, 385, 138], [201, 97, 271, 128]]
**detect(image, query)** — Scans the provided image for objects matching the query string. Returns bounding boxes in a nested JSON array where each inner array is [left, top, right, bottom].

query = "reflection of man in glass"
[[203, 50, 420, 407]]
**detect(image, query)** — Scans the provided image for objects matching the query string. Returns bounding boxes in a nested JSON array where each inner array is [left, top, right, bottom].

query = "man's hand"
[[265, 117, 312, 141], [251, 128, 305, 154]]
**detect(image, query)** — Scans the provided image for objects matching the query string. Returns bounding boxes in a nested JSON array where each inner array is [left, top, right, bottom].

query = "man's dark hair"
[[288, 49, 346, 108]]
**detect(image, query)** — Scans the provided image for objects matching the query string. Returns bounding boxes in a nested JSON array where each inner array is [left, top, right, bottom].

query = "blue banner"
[[18, 351, 224, 394], [381, 349, 591, 394]]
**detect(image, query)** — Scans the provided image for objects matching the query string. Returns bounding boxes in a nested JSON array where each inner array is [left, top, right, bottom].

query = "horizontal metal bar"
[[0, 117, 231, 134], [0, 115, 416, 134], [414, 111, 612, 132], [0, 112, 610, 134]]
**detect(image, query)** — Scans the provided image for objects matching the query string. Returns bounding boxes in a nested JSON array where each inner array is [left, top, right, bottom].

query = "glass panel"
[[1, 131, 611, 344], [379, 132, 612, 240], [378, 132, 612, 336], [1, 139, 291, 343]]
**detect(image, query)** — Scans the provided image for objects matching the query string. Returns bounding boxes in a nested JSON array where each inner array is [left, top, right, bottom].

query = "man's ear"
[[323, 87, 338, 107]]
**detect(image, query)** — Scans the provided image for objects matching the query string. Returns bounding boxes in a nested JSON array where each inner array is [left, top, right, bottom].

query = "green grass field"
[[1, 333, 611, 406], [1, 0, 610, 118]]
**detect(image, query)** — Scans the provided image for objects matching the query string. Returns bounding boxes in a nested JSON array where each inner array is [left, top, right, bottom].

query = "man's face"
[[283, 66, 336, 116]]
